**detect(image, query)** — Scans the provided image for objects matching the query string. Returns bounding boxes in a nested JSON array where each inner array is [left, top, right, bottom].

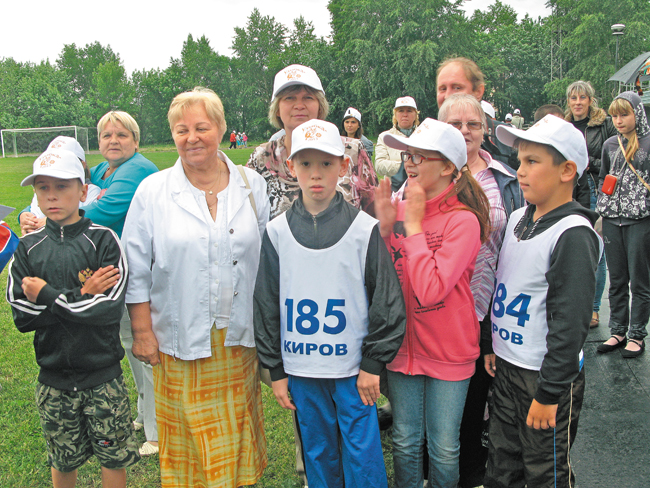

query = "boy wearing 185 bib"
[[254, 119, 406, 488], [483, 115, 602, 488]]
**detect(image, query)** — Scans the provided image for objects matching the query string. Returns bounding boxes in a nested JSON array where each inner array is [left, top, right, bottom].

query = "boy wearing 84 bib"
[[254, 119, 406, 488], [483, 115, 603, 488]]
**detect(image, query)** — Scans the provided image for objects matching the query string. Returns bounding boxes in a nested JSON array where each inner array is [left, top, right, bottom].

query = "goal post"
[[1, 126, 91, 158]]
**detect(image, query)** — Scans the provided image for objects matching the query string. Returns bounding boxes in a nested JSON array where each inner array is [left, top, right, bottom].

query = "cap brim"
[[496, 124, 532, 148], [21, 169, 84, 187], [383, 133, 410, 151], [288, 144, 345, 161]]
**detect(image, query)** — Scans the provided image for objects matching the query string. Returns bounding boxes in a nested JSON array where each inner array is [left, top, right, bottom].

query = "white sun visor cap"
[[289, 120, 345, 160], [343, 107, 361, 122], [272, 64, 324, 100], [496, 114, 589, 177], [21, 150, 85, 187], [383, 118, 467, 171], [481, 100, 496, 119], [47, 136, 85, 161], [394, 96, 417, 110]]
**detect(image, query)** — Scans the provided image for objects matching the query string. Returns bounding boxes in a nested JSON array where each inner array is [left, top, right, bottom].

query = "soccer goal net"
[[1, 126, 91, 158]]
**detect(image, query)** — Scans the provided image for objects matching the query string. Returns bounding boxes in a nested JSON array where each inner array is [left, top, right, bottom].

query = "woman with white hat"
[[246, 64, 377, 219], [341, 106, 374, 158], [375, 96, 420, 191]]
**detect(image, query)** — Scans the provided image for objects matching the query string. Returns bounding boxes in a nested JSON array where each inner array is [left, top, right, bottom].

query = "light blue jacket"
[[87, 152, 158, 237]]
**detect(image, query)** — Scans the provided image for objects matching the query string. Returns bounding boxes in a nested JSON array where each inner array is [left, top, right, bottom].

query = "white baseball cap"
[[496, 114, 589, 177], [272, 64, 324, 100], [47, 136, 85, 162], [394, 96, 417, 110], [289, 120, 345, 160], [21, 150, 85, 187], [505, 113, 513, 121], [383, 118, 467, 171], [514, 108, 521, 115], [343, 107, 361, 122], [481, 100, 496, 119]]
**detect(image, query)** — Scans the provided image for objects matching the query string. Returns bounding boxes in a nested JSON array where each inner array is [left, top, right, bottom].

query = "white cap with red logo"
[[394, 96, 417, 110], [289, 120, 345, 160], [272, 64, 324, 100], [21, 151, 85, 187]]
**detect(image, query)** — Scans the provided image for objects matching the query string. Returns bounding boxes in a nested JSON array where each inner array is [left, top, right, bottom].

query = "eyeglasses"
[[447, 121, 484, 131], [400, 152, 445, 165]]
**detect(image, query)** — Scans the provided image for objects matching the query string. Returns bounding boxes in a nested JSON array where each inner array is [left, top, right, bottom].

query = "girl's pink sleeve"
[[401, 212, 481, 307]]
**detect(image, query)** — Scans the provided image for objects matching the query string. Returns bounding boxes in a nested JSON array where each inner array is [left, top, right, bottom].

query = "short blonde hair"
[[438, 93, 487, 130], [392, 107, 420, 129], [168, 87, 227, 134], [268, 85, 329, 129], [97, 111, 140, 145]]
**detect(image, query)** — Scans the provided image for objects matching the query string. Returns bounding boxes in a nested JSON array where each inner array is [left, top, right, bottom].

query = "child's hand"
[[375, 178, 397, 237], [80, 265, 120, 296], [272, 378, 296, 411], [526, 399, 558, 430], [357, 370, 381, 406], [484, 354, 497, 377], [404, 180, 425, 236], [19, 212, 45, 236], [22, 277, 47, 302]]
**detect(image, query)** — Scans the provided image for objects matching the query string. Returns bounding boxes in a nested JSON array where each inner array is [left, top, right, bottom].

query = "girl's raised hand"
[[404, 179, 426, 236], [375, 178, 397, 237]]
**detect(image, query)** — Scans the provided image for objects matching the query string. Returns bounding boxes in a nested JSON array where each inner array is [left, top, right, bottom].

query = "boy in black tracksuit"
[[483, 116, 602, 488], [6, 150, 139, 487]]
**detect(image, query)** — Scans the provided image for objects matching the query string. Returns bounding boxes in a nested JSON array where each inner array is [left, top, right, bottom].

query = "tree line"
[[1, 0, 649, 147]]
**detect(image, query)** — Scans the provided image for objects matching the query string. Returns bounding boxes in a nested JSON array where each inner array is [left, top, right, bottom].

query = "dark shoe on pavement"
[[621, 339, 645, 358], [597, 335, 627, 353]]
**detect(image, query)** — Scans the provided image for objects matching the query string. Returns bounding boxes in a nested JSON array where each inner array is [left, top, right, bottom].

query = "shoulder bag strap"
[[236, 165, 258, 219], [618, 137, 650, 193]]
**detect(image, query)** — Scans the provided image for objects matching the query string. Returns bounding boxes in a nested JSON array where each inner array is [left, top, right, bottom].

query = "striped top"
[[471, 150, 509, 320]]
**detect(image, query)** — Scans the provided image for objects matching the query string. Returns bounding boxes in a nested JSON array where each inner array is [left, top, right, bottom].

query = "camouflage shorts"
[[35, 375, 140, 472]]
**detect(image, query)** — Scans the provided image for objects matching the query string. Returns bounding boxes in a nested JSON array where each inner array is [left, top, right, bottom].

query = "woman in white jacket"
[[122, 87, 270, 488]]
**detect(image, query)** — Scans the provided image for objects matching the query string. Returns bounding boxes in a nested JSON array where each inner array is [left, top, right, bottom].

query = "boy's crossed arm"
[[21, 266, 120, 302]]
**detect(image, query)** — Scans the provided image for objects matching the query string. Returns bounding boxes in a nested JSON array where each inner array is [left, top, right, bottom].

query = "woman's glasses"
[[400, 152, 445, 165], [447, 121, 484, 131]]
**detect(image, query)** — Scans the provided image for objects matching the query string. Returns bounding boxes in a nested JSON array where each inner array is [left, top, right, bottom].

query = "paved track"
[[572, 275, 650, 487]]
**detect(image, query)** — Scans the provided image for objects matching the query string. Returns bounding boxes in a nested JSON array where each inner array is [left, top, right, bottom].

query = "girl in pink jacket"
[[375, 118, 490, 488]]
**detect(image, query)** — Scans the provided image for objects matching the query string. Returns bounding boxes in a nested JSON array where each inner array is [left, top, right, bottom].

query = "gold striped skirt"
[[154, 326, 267, 487]]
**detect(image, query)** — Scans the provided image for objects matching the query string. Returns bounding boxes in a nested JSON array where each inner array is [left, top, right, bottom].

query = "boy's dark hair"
[[514, 138, 578, 184], [534, 104, 564, 123]]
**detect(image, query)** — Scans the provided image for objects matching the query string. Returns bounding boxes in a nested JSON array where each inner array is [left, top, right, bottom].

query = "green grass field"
[[0, 145, 392, 487]]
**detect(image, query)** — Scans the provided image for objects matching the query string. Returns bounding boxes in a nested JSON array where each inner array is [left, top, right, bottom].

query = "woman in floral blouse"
[[246, 64, 378, 219]]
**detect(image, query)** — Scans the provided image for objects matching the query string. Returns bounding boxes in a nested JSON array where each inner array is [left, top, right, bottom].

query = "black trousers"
[[484, 358, 585, 488], [602, 218, 650, 340], [458, 313, 493, 488]]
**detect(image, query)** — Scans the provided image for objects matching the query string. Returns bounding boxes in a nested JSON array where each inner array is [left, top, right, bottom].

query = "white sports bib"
[[491, 208, 602, 371], [267, 211, 377, 378]]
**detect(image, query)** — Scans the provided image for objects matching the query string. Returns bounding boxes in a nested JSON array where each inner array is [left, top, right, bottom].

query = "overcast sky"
[[2, 0, 551, 75]]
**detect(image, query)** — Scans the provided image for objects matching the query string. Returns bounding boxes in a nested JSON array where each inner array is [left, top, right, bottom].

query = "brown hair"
[[437, 57, 485, 93], [341, 116, 363, 139], [609, 98, 639, 162], [268, 85, 329, 129], [515, 139, 578, 184], [441, 165, 491, 244], [534, 104, 564, 123]]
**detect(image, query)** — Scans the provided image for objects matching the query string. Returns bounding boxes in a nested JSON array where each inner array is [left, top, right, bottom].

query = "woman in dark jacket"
[[565, 81, 617, 328]]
